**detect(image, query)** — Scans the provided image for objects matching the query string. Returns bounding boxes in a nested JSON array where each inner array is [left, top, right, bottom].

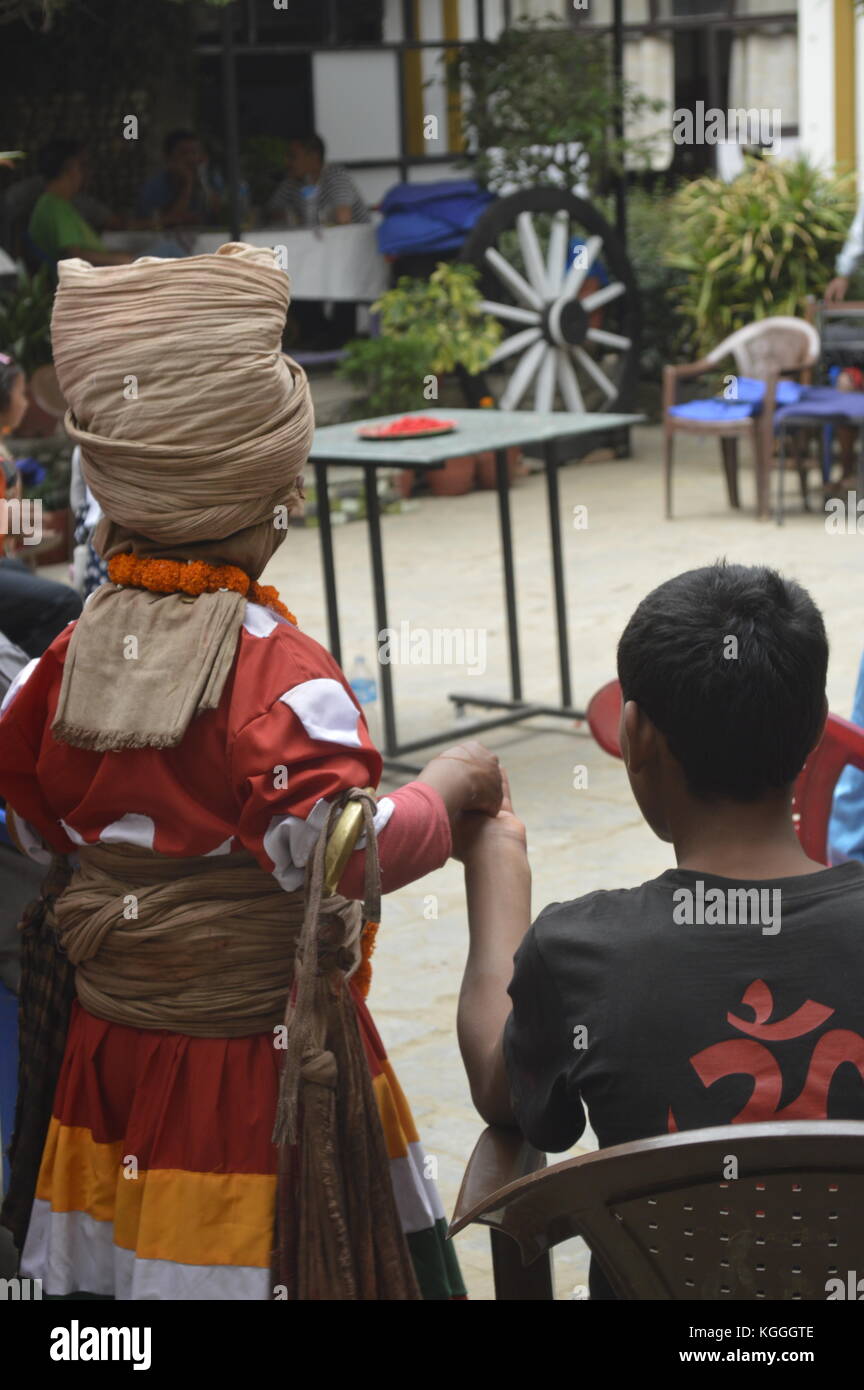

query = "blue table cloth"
[[669, 377, 805, 423]]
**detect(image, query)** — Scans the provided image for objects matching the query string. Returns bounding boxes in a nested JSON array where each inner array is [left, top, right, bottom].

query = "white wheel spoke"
[[586, 327, 631, 351], [533, 345, 557, 413], [574, 346, 617, 401], [517, 211, 549, 298], [557, 350, 585, 413], [484, 246, 544, 311], [479, 299, 541, 327], [488, 326, 542, 366], [581, 280, 626, 312], [545, 211, 569, 297], [560, 235, 602, 302], [499, 337, 547, 410]]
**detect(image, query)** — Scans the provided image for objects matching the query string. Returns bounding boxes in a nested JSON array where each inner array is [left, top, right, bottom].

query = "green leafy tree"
[[448, 15, 664, 195]]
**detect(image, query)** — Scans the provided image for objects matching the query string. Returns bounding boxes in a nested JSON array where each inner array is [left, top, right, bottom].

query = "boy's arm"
[[456, 784, 531, 1126]]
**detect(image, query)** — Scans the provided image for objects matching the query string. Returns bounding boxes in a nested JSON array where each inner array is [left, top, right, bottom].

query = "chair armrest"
[[449, 1125, 546, 1237], [662, 358, 717, 414]]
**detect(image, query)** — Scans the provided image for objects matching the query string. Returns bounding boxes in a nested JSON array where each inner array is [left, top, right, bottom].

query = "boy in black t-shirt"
[[454, 562, 864, 1298]]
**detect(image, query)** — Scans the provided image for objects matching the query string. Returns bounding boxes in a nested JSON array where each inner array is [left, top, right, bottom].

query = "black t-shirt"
[[503, 861, 864, 1297]]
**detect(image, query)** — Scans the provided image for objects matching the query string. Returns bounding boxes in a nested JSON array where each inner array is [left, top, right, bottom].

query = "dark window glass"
[[250, 0, 331, 43], [335, 0, 384, 43]]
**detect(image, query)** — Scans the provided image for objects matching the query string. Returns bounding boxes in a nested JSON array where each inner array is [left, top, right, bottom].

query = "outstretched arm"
[[455, 773, 531, 1126]]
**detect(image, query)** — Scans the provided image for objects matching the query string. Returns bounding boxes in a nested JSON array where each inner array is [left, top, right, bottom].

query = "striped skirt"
[[21, 996, 465, 1300]]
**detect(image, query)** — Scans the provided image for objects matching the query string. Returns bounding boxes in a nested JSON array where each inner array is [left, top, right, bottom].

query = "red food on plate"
[[357, 415, 457, 440]]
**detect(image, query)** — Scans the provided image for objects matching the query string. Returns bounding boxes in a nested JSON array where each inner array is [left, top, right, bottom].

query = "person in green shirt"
[[28, 141, 132, 267]]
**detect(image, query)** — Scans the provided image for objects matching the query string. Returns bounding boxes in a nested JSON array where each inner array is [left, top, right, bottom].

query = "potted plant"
[[0, 266, 56, 435], [337, 333, 437, 497], [19, 448, 72, 566], [369, 262, 504, 495]]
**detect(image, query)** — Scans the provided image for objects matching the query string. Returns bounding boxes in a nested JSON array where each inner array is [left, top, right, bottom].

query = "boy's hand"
[[417, 740, 503, 820], [451, 770, 527, 863]]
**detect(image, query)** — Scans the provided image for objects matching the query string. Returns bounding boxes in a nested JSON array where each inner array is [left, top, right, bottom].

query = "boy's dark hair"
[[163, 129, 198, 158], [616, 562, 828, 801], [292, 133, 325, 163], [0, 357, 22, 414], [38, 139, 83, 182]]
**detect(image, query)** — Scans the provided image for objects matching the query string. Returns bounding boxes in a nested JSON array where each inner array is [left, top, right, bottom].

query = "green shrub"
[[665, 157, 857, 355], [337, 335, 435, 417], [372, 262, 502, 377], [0, 267, 54, 376]]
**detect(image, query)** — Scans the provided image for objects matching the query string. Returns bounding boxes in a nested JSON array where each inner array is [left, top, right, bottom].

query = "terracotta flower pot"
[[474, 447, 524, 490], [33, 507, 72, 566], [428, 454, 477, 497], [396, 468, 415, 499]]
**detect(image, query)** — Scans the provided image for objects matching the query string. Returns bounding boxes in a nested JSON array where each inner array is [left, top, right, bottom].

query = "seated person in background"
[[0, 353, 82, 655], [137, 129, 222, 247], [455, 561, 864, 1299], [266, 133, 369, 228], [268, 134, 368, 348], [28, 141, 132, 267]]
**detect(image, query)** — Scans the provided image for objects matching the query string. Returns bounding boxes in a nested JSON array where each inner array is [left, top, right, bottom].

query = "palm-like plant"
[[665, 157, 858, 355]]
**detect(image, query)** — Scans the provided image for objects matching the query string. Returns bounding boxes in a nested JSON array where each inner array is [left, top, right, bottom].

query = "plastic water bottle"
[[349, 655, 378, 738], [301, 183, 319, 229]]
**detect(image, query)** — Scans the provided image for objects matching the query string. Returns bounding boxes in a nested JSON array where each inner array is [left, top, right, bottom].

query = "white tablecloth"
[[102, 224, 387, 302]]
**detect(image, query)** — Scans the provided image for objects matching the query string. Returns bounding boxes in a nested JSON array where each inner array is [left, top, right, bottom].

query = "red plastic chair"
[[585, 680, 864, 868], [793, 713, 864, 865], [586, 678, 623, 759]]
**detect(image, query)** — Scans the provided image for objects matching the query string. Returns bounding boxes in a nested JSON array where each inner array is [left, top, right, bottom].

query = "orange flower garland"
[[352, 919, 380, 1000], [107, 554, 297, 625]]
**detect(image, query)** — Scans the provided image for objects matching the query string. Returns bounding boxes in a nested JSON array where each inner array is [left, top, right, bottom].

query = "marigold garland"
[[107, 554, 297, 625], [353, 919, 380, 1000]]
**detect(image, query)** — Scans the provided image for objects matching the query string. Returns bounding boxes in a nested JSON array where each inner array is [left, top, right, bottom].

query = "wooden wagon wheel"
[[459, 186, 641, 418]]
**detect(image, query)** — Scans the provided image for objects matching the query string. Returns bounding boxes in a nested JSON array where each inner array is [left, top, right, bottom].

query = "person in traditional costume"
[[0, 243, 502, 1300]]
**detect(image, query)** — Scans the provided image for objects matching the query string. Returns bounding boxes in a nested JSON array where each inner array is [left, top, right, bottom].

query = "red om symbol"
[[668, 979, 864, 1131]]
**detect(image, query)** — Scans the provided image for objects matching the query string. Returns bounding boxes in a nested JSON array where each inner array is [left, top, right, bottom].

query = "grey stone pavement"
[[7, 421, 862, 1298]]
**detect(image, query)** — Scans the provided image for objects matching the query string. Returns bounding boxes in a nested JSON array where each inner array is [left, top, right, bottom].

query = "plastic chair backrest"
[[705, 317, 820, 378], [586, 678, 623, 759], [452, 1121, 864, 1300], [794, 713, 864, 865]]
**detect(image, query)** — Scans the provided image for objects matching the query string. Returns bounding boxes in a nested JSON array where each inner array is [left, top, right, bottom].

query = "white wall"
[[798, 0, 835, 170], [312, 51, 401, 164]]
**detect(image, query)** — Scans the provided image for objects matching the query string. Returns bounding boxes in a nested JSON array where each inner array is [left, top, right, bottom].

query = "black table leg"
[[858, 424, 864, 498], [364, 467, 398, 757], [496, 448, 523, 703], [315, 460, 341, 665], [544, 441, 572, 708], [775, 428, 786, 527]]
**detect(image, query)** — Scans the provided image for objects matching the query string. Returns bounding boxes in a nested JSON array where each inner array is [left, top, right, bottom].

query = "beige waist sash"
[[53, 842, 362, 1038]]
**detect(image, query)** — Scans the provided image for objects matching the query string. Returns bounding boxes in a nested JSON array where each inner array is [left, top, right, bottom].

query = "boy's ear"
[[621, 698, 655, 772]]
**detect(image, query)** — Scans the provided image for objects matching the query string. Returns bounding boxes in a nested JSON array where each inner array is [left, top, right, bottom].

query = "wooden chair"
[[663, 318, 819, 521], [450, 1120, 864, 1299]]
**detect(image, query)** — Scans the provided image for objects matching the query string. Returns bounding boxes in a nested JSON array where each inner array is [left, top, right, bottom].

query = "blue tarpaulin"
[[377, 180, 495, 258]]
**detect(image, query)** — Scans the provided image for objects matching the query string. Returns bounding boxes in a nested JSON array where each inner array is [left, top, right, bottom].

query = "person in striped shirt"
[[266, 134, 369, 228]]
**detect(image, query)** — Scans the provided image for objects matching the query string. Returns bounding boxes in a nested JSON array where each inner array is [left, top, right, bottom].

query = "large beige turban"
[[50, 244, 316, 752]]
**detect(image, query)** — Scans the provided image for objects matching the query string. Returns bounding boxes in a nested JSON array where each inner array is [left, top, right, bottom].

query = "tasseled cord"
[[272, 788, 381, 1147]]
